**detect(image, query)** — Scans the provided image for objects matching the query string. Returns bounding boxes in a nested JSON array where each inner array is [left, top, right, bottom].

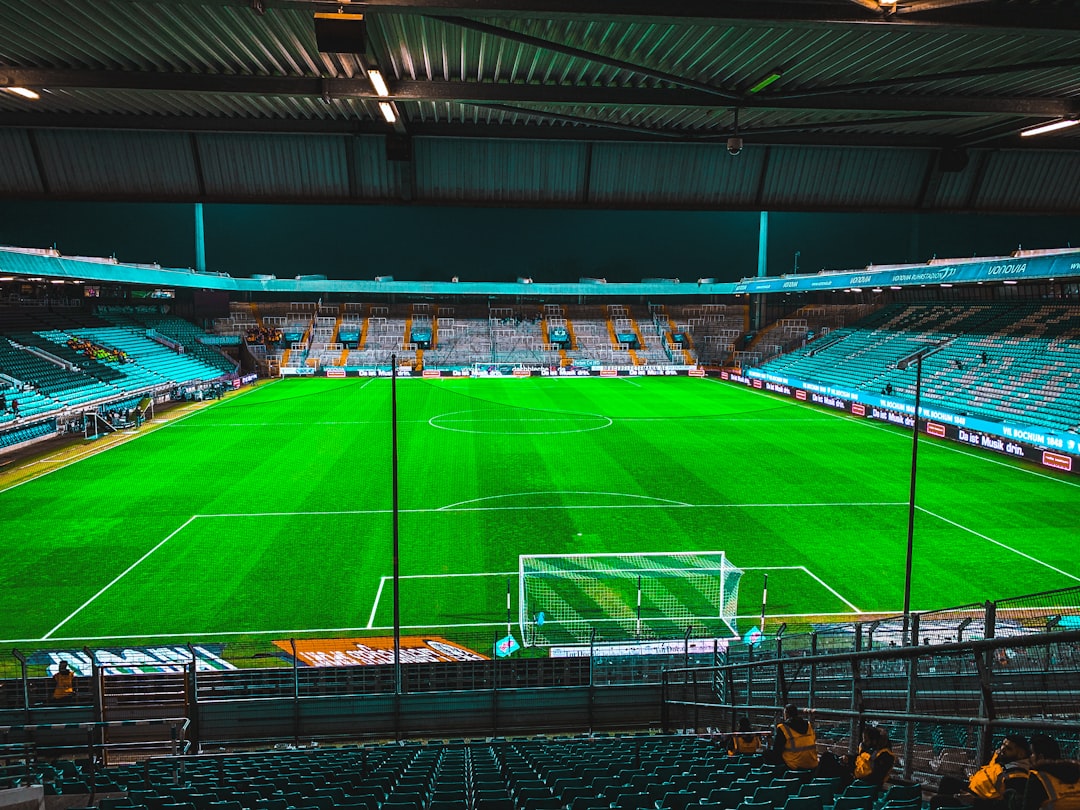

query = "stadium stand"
[[0, 306, 236, 449], [99, 313, 237, 376], [676, 304, 750, 367], [756, 302, 1080, 433], [9, 736, 769, 808]]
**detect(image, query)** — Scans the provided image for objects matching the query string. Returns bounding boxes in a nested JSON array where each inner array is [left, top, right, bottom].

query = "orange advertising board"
[[272, 636, 488, 667]]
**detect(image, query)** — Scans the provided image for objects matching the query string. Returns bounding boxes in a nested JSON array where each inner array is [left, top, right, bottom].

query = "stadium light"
[[368, 69, 390, 97], [3, 87, 40, 100], [1020, 119, 1079, 137], [896, 340, 947, 645], [748, 70, 782, 94]]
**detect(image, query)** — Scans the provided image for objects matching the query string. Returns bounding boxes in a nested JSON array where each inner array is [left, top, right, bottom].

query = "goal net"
[[519, 551, 743, 647]]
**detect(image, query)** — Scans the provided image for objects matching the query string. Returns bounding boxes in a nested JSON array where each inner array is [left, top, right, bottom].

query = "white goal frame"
[[518, 550, 743, 647]]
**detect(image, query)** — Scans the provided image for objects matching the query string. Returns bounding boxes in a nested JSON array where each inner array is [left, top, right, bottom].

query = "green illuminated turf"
[[1, 376, 1077, 648]]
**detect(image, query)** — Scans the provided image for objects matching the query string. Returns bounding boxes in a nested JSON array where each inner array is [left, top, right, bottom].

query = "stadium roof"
[[1, 0, 1079, 213], [3, 244, 1077, 295]]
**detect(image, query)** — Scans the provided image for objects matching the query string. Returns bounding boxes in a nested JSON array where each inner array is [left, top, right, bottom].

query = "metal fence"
[[2, 586, 1077, 754], [661, 626, 1080, 789]]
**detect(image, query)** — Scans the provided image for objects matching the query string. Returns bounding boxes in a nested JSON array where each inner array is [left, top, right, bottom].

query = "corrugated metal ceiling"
[[0, 0, 1077, 212]]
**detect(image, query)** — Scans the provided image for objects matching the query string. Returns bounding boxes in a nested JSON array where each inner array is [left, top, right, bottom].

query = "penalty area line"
[[367, 571, 517, 629], [740, 565, 862, 614], [788, 385, 1080, 491], [42, 516, 200, 640], [917, 506, 1080, 583], [800, 566, 862, 613]]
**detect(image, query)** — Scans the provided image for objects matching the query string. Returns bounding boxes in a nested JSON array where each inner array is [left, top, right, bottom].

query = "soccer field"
[[1, 376, 1077, 653]]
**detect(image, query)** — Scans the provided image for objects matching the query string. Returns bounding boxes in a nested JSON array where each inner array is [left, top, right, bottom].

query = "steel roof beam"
[[2, 69, 1074, 118], [396, 81, 1074, 117], [768, 57, 1080, 100], [47, 0, 1080, 31], [423, 14, 742, 102], [350, 0, 1080, 32], [0, 111, 960, 147]]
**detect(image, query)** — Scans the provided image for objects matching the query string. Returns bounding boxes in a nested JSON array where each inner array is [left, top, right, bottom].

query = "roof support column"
[[194, 202, 206, 274], [751, 210, 768, 332]]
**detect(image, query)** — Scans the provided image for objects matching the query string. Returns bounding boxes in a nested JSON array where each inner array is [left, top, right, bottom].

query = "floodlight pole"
[[898, 342, 943, 645], [391, 354, 401, 697], [902, 352, 923, 642]]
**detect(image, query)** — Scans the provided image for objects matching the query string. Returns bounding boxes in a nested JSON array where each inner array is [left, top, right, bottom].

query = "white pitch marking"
[[11, 604, 1024, 645], [367, 577, 388, 629], [428, 409, 613, 435], [917, 506, 1080, 582], [742, 565, 807, 569], [799, 566, 862, 612], [729, 376, 1080, 491], [433, 500, 906, 514], [438, 491, 693, 511], [12, 620, 516, 645], [197, 501, 907, 519], [168, 425, 388, 432], [396, 571, 518, 578], [0, 384, 260, 497], [613, 416, 848, 423], [42, 515, 200, 639], [366, 571, 518, 629], [923, 438, 1080, 490]]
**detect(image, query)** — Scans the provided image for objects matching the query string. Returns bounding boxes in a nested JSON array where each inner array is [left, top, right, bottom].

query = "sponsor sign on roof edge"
[[733, 252, 1080, 294]]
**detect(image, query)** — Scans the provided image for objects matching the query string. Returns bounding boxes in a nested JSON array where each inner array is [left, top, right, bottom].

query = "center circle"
[[428, 409, 613, 435]]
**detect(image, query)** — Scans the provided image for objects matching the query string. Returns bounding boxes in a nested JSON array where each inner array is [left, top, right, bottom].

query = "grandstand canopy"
[[2, 0, 1079, 214]]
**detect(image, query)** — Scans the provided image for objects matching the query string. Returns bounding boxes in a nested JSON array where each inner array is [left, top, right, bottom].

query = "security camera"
[[727, 137, 743, 156]]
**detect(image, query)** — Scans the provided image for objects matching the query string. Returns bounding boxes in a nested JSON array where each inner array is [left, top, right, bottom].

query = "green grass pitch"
[[1, 375, 1077, 653]]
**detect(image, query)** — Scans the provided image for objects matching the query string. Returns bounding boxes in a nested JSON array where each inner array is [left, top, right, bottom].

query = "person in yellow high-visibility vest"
[[1025, 736, 1080, 810], [773, 703, 818, 773], [728, 717, 761, 756], [930, 735, 1031, 810], [969, 736, 1033, 806], [51, 660, 75, 702], [853, 726, 896, 790]]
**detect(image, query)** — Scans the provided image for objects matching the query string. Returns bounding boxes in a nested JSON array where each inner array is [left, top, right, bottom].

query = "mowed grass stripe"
[[0, 376, 1076, 645]]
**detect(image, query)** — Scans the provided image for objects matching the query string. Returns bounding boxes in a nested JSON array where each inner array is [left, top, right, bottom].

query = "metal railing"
[[661, 627, 1080, 787]]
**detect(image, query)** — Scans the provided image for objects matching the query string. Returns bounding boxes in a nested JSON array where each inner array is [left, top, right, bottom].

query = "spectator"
[[11, 399, 19, 417], [52, 660, 75, 702], [772, 703, 818, 774], [934, 735, 1031, 810], [729, 716, 761, 755], [1023, 736, 1079, 810], [852, 726, 896, 790], [972, 735, 1033, 809], [981, 351, 989, 365]]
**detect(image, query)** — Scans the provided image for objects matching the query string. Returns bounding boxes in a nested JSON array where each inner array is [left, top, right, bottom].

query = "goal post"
[[518, 551, 743, 647]]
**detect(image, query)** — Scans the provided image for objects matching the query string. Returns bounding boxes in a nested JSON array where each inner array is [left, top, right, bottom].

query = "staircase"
[[99, 671, 191, 756]]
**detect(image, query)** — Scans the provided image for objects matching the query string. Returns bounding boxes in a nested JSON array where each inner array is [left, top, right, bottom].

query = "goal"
[[518, 551, 743, 647]]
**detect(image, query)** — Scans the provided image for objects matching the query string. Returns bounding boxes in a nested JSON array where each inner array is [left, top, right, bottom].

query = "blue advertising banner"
[[721, 369, 1077, 475], [732, 252, 1080, 294]]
